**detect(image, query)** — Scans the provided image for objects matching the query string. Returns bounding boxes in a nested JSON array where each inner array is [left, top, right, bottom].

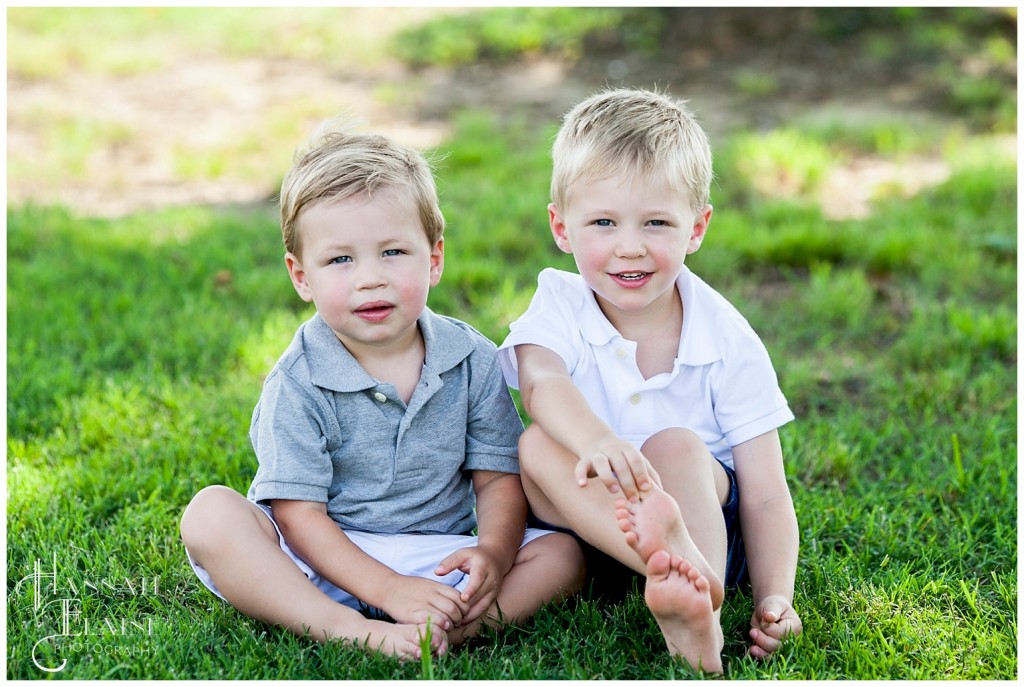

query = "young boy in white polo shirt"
[[497, 88, 802, 673], [180, 120, 583, 661]]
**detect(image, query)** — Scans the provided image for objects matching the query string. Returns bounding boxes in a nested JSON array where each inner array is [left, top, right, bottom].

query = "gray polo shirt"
[[246, 309, 524, 535]]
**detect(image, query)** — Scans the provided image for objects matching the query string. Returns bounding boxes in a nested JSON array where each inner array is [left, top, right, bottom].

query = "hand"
[[576, 437, 659, 501], [381, 574, 470, 632], [748, 595, 802, 659], [434, 546, 503, 626]]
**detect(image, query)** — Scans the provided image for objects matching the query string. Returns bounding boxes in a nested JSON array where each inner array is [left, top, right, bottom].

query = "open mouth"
[[608, 271, 653, 289], [354, 301, 394, 321]]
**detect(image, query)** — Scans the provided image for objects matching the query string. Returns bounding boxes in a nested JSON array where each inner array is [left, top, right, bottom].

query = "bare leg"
[[447, 532, 584, 645], [642, 428, 730, 602], [521, 424, 730, 669], [518, 424, 650, 572], [519, 425, 727, 604], [613, 486, 724, 609], [643, 551, 723, 673], [180, 486, 446, 660]]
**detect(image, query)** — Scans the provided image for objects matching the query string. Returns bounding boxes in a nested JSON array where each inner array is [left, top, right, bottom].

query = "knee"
[[179, 485, 238, 550], [517, 423, 549, 478], [642, 427, 710, 471], [533, 532, 586, 592]]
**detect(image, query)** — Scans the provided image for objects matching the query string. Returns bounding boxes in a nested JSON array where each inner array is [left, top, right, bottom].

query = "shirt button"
[[630, 393, 641, 405], [373, 392, 387, 403], [616, 348, 626, 359]]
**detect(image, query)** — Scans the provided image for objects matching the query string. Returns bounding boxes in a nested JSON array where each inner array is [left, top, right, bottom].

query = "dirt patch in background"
[[5, 7, 1007, 218]]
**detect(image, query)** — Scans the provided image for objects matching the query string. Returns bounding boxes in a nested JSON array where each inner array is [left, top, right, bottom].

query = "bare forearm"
[[740, 495, 799, 605], [272, 503, 398, 609], [522, 373, 615, 457], [473, 473, 527, 574]]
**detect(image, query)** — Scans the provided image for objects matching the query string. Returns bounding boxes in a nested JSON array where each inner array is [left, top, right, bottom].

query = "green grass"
[[6, 7, 445, 78], [7, 104, 1016, 679], [391, 7, 661, 67]]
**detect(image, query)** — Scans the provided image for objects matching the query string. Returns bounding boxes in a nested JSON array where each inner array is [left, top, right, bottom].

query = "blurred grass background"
[[6, 6, 1017, 680]]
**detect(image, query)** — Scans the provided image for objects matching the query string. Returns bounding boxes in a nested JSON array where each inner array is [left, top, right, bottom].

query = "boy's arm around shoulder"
[[731, 430, 803, 658]]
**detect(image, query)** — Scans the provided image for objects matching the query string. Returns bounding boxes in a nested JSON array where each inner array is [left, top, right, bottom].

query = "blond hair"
[[551, 88, 712, 212], [279, 118, 445, 257]]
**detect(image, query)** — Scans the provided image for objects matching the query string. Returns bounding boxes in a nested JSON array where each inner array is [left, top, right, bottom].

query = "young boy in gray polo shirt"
[[180, 120, 584, 661]]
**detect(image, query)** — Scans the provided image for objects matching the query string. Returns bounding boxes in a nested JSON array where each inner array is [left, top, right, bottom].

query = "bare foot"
[[644, 550, 723, 674], [348, 618, 448, 661], [614, 485, 684, 562], [615, 488, 723, 609]]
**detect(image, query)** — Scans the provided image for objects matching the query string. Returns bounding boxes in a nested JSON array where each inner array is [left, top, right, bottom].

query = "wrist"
[[474, 540, 515, 576], [373, 570, 407, 612]]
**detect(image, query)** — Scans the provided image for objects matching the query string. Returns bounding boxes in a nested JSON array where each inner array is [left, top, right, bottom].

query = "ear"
[[285, 252, 314, 302], [687, 205, 713, 254], [548, 203, 573, 254], [428, 238, 445, 287]]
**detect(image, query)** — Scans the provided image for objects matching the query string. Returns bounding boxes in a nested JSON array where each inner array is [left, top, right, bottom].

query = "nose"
[[614, 227, 647, 259], [354, 260, 387, 290]]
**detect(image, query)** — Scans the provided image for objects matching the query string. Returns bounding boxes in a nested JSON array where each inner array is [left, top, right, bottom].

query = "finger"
[[460, 569, 487, 603], [591, 457, 624, 495], [462, 594, 494, 625], [601, 452, 641, 499], [417, 623, 449, 656], [757, 605, 780, 625], [430, 604, 459, 628], [621, 450, 652, 494], [574, 459, 593, 488], [430, 591, 467, 625], [446, 585, 474, 614], [749, 627, 782, 656], [760, 617, 802, 642], [409, 608, 449, 630], [646, 463, 664, 489], [434, 549, 469, 576]]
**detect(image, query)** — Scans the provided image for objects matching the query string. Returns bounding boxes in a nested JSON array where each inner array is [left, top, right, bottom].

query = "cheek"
[[396, 270, 433, 304], [654, 237, 690, 266], [572, 244, 607, 273]]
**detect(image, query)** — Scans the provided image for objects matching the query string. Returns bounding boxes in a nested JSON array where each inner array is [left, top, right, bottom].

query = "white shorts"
[[186, 502, 555, 616]]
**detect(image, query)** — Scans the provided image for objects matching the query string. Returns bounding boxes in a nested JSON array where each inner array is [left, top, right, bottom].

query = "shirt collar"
[[574, 266, 722, 366], [304, 308, 475, 392], [675, 267, 722, 366]]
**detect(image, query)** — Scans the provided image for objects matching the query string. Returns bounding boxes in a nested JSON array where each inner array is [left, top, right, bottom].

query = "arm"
[[731, 430, 803, 658], [516, 343, 657, 499], [434, 470, 526, 623], [271, 499, 469, 631]]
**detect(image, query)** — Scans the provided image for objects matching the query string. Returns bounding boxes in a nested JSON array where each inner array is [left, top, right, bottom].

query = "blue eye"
[[382, 249, 403, 257], [330, 256, 352, 264], [594, 219, 613, 227], [648, 219, 667, 227]]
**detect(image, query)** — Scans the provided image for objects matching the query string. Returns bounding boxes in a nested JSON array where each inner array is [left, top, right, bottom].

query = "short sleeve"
[[248, 369, 334, 504], [498, 269, 583, 389], [464, 343, 524, 474], [712, 311, 794, 447]]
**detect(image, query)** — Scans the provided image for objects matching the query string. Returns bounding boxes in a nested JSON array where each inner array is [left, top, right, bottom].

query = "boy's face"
[[549, 172, 711, 327], [285, 188, 443, 356]]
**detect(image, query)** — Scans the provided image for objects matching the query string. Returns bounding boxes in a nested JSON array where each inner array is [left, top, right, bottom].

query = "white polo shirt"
[[498, 267, 794, 470]]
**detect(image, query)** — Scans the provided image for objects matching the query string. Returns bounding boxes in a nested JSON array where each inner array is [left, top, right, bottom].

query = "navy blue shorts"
[[527, 460, 748, 600]]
